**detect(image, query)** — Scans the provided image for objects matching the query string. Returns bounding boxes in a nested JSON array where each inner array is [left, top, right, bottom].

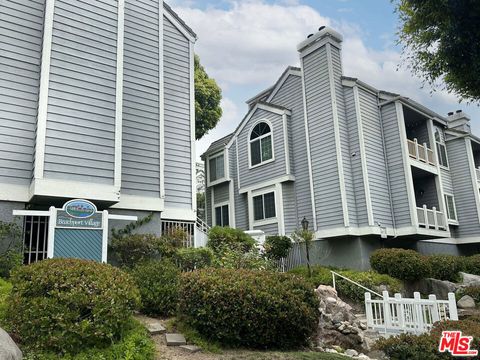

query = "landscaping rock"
[[179, 344, 201, 353], [345, 348, 358, 357], [411, 278, 458, 299], [165, 333, 187, 346], [315, 285, 376, 353], [144, 322, 166, 335], [460, 272, 480, 287], [0, 327, 22, 360], [458, 295, 476, 309]]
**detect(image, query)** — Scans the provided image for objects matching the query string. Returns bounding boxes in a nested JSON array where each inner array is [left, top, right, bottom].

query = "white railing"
[[193, 216, 210, 248], [331, 271, 382, 298], [416, 205, 447, 231], [407, 138, 435, 166], [476, 167, 480, 184], [161, 220, 195, 248], [365, 291, 458, 334]]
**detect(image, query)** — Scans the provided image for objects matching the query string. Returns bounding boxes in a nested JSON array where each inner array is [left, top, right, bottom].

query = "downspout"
[[377, 95, 397, 238]]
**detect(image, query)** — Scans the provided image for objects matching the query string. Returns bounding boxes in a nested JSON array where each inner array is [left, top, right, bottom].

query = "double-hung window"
[[253, 192, 276, 221], [444, 194, 458, 222], [209, 153, 225, 183], [250, 122, 273, 167], [215, 204, 229, 227], [435, 128, 448, 168]]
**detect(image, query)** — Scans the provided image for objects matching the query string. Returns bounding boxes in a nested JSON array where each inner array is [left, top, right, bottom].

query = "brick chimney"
[[448, 110, 471, 133]]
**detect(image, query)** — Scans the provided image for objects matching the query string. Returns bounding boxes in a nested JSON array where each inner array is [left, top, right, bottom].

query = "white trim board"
[[315, 225, 451, 239], [34, 0, 56, 180], [111, 195, 164, 211], [163, 7, 196, 43], [159, 0, 165, 199], [239, 174, 295, 194], [0, 184, 30, 202], [162, 207, 196, 222], [247, 118, 276, 170], [265, 68, 302, 103], [189, 40, 196, 212], [465, 137, 480, 224], [114, 0, 125, 190]]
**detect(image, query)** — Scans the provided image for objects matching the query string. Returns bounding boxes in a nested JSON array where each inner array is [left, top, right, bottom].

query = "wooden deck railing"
[[407, 138, 435, 166], [416, 205, 447, 231]]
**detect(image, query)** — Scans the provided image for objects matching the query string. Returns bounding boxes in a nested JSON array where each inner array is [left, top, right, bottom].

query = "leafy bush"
[[6, 258, 140, 354], [110, 232, 184, 268], [22, 319, 155, 360], [0, 278, 11, 326], [0, 221, 23, 278], [464, 254, 480, 276], [264, 235, 293, 260], [174, 247, 214, 271], [375, 318, 480, 359], [207, 226, 256, 254], [427, 254, 465, 282], [130, 259, 180, 316], [289, 266, 402, 303], [212, 246, 273, 270], [178, 268, 319, 349], [458, 286, 480, 304], [370, 248, 431, 281]]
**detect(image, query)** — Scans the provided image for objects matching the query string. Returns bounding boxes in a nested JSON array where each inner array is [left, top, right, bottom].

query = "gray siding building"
[[203, 27, 480, 269], [0, 0, 197, 262]]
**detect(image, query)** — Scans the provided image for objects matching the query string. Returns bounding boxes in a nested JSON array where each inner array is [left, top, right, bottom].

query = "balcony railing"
[[407, 138, 435, 166], [417, 205, 447, 231], [476, 167, 480, 184]]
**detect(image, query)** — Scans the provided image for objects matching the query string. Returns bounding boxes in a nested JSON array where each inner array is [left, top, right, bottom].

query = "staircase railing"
[[331, 270, 382, 298], [195, 216, 210, 233]]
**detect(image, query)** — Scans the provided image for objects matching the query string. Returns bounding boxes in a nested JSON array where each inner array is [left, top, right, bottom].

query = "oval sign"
[[64, 199, 97, 219]]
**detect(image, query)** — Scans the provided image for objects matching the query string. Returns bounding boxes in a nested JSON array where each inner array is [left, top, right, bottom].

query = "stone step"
[[166, 333, 187, 346], [135, 315, 167, 335], [180, 345, 201, 353]]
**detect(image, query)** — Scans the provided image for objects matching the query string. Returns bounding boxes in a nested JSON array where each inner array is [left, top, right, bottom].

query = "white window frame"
[[444, 193, 458, 224], [207, 151, 228, 186], [248, 120, 275, 169], [435, 127, 449, 170], [249, 186, 278, 226], [213, 201, 230, 227]]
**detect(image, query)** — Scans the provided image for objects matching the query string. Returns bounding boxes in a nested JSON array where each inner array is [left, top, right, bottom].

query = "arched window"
[[249, 122, 273, 166]]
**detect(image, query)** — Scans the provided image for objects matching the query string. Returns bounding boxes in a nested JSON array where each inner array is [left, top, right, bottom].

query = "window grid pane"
[[253, 195, 264, 220], [261, 135, 272, 161], [263, 192, 276, 219], [216, 155, 225, 179], [215, 207, 222, 225], [445, 195, 457, 221], [222, 205, 229, 227], [251, 140, 261, 166], [209, 158, 217, 182]]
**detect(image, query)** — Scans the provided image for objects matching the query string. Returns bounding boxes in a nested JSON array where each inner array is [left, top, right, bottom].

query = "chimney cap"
[[318, 26, 326, 31], [297, 26, 343, 52], [448, 112, 454, 116], [307, 34, 314, 38], [456, 109, 462, 113]]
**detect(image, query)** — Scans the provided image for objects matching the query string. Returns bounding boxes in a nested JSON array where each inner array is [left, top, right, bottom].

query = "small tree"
[[292, 229, 314, 278]]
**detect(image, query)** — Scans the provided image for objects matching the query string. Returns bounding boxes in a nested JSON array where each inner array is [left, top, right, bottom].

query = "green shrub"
[[0, 221, 23, 278], [6, 258, 140, 354], [289, 266, 402, 303], [23, 319, 155, 360], [370, 248, 430, 281], [0, 278, 12, 326], [130, 259, 180, 316], [427, 254, 465, 281], [458, 286, 480, 304], [264, 235, 293, 260], [464, 254, 480, 275], [375, 318, 480, 359], [110, 231, 184, 268], [174, 247, 214, 271], [212, 246, 273, 270], [178, 268, 319, 349], [207, 226, 256, 254]]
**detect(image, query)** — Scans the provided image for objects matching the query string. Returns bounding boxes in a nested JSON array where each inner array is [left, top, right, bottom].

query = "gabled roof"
[[202, 133, 234, 158], [164, 2, 197, 40]]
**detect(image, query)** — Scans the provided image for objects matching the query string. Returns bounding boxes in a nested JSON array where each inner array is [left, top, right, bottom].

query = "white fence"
[[365, 291, 458, 334]]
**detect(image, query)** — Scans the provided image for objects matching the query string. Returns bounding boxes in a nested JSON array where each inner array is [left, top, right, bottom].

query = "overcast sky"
[[169, 0, 480, 161]]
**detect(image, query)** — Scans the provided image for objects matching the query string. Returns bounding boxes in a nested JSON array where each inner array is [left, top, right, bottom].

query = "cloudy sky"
[[169, 0, 480, 160]]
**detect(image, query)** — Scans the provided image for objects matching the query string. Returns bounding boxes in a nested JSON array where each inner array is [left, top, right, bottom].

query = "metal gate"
[[23, 216, 49, 264]]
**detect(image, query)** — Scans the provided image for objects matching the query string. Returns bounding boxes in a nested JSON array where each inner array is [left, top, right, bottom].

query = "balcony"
[[417, 205, 447, 231], [407, 138, 435, 166]]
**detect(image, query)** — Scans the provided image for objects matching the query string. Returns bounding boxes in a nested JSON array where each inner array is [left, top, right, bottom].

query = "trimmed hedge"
[[23, 319, 155, 360], [288, 266, 402, 303], [207, 226, 256, 254], [178, 268, 319, 349], [370, 248, 431, 281], [464, 254, 480, 276], [174, 247, 214, 272], [0, 278, 11, 326], [375, 318, 480, 359], [130, 259, 180, 316], [427, 254, 464, 282], [6, 259, 140, 354], [264, 235, 292, 260]]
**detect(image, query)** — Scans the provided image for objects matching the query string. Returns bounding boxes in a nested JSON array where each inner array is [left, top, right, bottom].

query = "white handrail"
[[331, 270, 382, 298]]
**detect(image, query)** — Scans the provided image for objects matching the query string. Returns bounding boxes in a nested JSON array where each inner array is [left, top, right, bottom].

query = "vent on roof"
[[448, 112, 454, 116], [456, 110, 462, 113]]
